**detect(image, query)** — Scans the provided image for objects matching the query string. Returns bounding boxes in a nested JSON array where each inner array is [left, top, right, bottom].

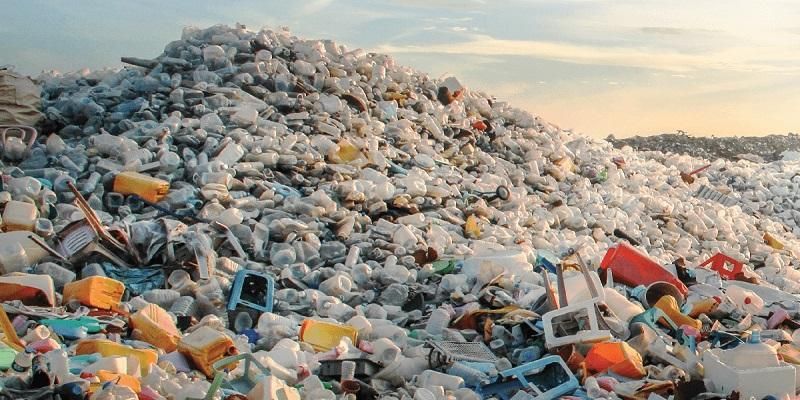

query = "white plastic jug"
[[725, 285, 765, 315]]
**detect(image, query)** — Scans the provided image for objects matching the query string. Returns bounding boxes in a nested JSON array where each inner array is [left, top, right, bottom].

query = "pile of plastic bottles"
[[0, 23, 800, 399]]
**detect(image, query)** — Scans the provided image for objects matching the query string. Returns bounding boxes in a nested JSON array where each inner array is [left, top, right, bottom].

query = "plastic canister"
[[0, 241, 28, 274], [725, 285, 765, 315], [299, 319, 359, 352], [177, 326, 238, 377], [721, 331, 780, 369], [130, 303, 181, 352], [112, 171, 170, 203], [2, 200, 38, 232], [599, 243, 688, 295], [62, 276, 125, 310], [0, 232, 47, 274], [74, 339, 157, 376]]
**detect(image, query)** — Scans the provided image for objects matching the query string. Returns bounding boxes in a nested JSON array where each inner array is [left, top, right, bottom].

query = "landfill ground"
[[2, 24, 800, 400]]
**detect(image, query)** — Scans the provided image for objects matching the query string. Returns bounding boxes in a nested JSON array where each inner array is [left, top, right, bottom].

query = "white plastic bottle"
[[417, 370, 465, 391], [425, 308, 451, 336]]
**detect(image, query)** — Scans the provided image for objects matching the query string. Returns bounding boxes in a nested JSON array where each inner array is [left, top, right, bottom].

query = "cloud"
[[300, 0, 334, 15], [640, 27, 688, 35], [639, 26, 720, 35], [374, 33, 800, 73]]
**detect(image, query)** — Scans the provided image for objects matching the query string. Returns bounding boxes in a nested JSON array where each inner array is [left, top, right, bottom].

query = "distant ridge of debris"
[[606, 132, 800, 163]]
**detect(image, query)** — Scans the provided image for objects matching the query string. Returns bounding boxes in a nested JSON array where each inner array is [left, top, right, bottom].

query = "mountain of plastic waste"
[[1, 23, 800, 399]]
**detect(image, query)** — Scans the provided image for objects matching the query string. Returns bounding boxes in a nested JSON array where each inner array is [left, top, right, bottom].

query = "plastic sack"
[[0, 68, 42, 126]]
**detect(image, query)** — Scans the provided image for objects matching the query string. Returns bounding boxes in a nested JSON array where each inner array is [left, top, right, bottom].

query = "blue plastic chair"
[[477, 355, 579, 400], [227, 270, 275, 313]]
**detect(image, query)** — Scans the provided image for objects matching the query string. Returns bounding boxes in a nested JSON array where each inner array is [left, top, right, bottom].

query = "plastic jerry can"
[[74, 339, 157, 376], [299, 319, 359, 352], [177, 326, 238, 377], [0, 240, 28, 275], [130, 303, 181, 352], [2, 200, 38, 232], [62, 276, 125, 310], [112, 171, 170, 203], [725, 285, 765, 315]]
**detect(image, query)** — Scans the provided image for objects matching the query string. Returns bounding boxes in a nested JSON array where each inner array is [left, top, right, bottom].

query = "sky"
[[2, 0, 800, 138]]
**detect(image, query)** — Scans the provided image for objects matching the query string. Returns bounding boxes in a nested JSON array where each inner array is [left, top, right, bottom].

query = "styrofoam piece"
[[702, 348, 796, 399]]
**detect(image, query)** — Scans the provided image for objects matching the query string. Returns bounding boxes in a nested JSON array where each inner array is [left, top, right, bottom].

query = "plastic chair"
[[202, 353, 271, 400], [227, 270, 275, 313], [541, 298, 612, 349], [478, 355, 579, 400]]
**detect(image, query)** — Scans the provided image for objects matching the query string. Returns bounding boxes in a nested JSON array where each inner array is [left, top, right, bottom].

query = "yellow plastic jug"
[[75, 339, 157, 376], [464, 215, 481, 238], [130, 303, 181, 352], [653, 295, 702, 330], [336, 140, 359, 161], [177, 326, 238, 377], [299, 319, 359, 352], [764, 232, 784, 250], [112, 171, 170, 203], [62, 276, 125, 310]]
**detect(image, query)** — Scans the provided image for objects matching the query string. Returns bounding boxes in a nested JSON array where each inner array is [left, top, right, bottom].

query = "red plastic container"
[[599, 243, 688, 295]]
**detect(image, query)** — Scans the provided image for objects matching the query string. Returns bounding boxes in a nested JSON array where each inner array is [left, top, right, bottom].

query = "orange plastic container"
[[299, 319, 359, 352], [130, 303, 181, 352], [62, 276, 125, 310], [112, 171, 170, 203], [75, 339, 157, 376], [584, 341, 645, 378], [93, 370, 141, 393], [177, 326, 238, 377]]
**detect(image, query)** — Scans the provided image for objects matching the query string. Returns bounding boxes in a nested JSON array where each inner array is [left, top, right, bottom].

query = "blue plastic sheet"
[[101, 263, 165, 296]]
